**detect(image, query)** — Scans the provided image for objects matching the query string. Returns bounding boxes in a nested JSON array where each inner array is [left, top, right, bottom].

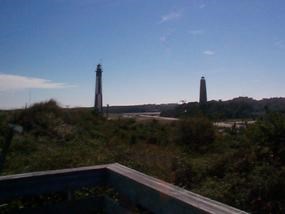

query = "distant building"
[[94, 64, 103, 113], [199, 76, 207, 104]]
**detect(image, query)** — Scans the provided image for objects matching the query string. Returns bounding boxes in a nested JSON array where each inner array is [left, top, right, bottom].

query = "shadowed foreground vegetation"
[[0, 100, 285, 213]]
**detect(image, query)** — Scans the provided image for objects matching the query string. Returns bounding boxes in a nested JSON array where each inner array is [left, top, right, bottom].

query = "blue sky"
[[1, 0, 285, 108]]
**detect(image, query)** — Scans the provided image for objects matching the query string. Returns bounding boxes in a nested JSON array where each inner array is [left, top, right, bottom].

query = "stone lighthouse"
[[94, 64, 103, 113], [199, 76, 207, 104]]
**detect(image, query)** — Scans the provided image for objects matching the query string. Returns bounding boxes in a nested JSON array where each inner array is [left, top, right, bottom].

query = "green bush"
[[177, 117, 215, 151], [14, 100, 62, 131], [247, 112, 285, 164]]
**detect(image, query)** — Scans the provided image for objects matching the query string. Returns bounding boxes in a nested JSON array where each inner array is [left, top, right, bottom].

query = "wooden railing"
[[0, 163, 247, 213]]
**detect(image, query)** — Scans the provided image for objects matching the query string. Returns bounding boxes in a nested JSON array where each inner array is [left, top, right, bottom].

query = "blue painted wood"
[[0, 163, 248, 214], [0, 165, 107, 202]]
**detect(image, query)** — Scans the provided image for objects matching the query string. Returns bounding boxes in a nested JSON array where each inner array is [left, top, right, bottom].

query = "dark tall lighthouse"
[[94, 64, 103, 113], [199, 76, 207, 104]]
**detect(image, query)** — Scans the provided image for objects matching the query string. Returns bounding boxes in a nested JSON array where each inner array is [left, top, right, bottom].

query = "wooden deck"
[[0, 163, 247, 213]]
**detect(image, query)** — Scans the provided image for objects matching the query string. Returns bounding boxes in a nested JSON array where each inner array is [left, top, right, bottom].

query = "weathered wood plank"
[[107, 163, 247, 214], [0, 165, 108, 202]]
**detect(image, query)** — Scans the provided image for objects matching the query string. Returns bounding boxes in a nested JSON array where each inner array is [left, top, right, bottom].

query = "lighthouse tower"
[[199, 76, 207, 104], [94, 64, 103, 113]]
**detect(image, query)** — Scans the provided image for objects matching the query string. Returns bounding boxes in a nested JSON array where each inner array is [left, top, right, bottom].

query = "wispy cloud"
[[189, 29, 204, 36], [203, 50, 215, 55], [159, 28, 175, 44], [159, 36, 167, 43], [274, 40, 285, 49], [159, 11, 182, 24], [159, 35, 171, 55], [159, 29, 175, 55], [0, 74, 73, 91]]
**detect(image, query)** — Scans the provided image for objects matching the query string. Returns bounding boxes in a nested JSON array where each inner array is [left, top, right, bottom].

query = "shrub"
[[247, 112, 285, 164], [177, 117, 215, 151], [14, 100, 62, 131]]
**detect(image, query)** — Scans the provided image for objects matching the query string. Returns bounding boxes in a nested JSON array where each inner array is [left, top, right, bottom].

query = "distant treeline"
[[161, 97, 285, 119], [104, 103, 178, 114]]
